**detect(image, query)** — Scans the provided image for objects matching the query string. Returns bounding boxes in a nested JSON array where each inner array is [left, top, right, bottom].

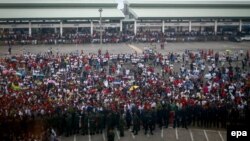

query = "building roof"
[[130, 8, 250, 19], [0, 8, 124, 20], [126, 0, 250, 7], [0, 0, 118, 7], [126, 0, 250, 19], [0, 0, 125, 20], [125, 0, 250, 6]]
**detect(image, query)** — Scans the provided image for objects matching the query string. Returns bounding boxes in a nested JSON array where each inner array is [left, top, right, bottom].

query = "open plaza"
[[0, 0, 250, 141]]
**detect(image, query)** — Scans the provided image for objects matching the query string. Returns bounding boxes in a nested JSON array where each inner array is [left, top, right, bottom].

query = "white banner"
[[63, 23, 90, 28], [217, 22, 238, 26], [165, 22, 189, 27], [137, 23, 162, 27], [32, 24, 60, 28], [0, 24, 29, 28], [93, 23, 120, 27], [192, 22, 214, 27]]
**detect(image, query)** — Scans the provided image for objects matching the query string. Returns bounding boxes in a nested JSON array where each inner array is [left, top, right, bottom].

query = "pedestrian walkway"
[[60, 128, 227, 141]]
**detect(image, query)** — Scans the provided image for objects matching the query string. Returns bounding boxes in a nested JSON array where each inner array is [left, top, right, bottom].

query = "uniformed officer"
[[65, 113, 72, 137], [125, 110, 132, 130], [132, 112, 140, 135], [118, 115, 125, 137], [107, 128, 115, 141], [89, 112, 96, 135], [81, 111, 88, 135], [144, 110, 154, 135], [162, 101, 170, 128], [181, 107, 188, 129]]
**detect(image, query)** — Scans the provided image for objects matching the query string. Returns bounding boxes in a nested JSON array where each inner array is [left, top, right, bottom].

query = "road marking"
[[176, 128, 179, 140], [189, 129, 194, 141], [102, 132, 106, 141], [204, 130, 209, 141], [89, 134, 91, 141], [147, 133, 150, 137], [218, 131, 224, 141], [128, 44, 143, 54], [161, 128, 164, 138], [88, 120, 91, 141], [131, 132, 135, 139], [116, 129, 120, 140], [192, 128, 226, 133], [74, 134, 76, 141]]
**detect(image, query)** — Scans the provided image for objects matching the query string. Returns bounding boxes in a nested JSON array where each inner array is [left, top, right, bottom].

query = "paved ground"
[[0, 41, 250, 56], [59, 127, 227, 141], [1, 41, 247, 141]]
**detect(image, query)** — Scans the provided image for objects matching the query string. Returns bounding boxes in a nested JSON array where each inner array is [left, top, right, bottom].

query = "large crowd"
[[0, 30, 242, 46], [0, 46, 250, 141]]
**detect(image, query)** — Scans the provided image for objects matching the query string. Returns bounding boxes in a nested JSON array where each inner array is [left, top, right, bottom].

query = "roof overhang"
[[0, 0, 118, 8], [129, 8, 250, 19], [0, 8, 125, 20], [126, 0, 250, 8]]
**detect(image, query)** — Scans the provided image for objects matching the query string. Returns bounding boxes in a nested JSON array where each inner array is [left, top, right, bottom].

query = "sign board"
[[192, 22, 214, 27], [0, 24, 29, 28], [93, 23, 120, 27], [32, 24, 60, 28], [217, 22, 238, 26], [242, 22, 250, 26], [165, 22, 189, 26], [137, 23, 162, 27], [63, 24, 91, 28]]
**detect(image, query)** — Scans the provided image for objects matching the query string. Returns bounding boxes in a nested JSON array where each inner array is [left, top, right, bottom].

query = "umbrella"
[[16, 72, 22, 76], [2, 70, 9, 75], [11, 58, 17, 62], [129, 85, 139, 91], [48, 80, 56, 84], [11, 83, 21, 91]]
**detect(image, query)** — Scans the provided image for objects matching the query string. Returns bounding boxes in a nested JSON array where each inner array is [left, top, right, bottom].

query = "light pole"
[[99, 8, 103, 44]]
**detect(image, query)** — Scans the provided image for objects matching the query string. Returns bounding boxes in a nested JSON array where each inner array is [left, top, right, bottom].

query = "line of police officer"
[[1, 101, 248, 141]]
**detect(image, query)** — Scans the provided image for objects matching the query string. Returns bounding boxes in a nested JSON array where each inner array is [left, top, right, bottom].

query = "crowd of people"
[[0, 46, 250, 141], [0, 29, 242, 46]]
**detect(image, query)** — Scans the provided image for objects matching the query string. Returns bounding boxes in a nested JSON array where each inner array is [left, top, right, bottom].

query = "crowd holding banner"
[[0, 46, 250, 141]]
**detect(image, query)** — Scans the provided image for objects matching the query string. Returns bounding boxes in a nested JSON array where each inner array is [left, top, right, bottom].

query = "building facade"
[[0, 0, 124, 36], [125, 0, 250, 35], [1, 0, 250, 36]]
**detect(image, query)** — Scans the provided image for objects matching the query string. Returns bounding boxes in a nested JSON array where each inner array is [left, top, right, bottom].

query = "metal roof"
[[126, 0, 250, 19], [130, 8, 250, 19], [126, 0, 250, 7], [0, 8, 124, 20], [0, 0, 118, 8], [0, 0, 116, 4]]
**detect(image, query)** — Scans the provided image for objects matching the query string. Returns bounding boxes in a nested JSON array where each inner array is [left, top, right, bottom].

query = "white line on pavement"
[[88, 133, 91, 141], [218, 131, 224, 141], [127, 44, 143, 54], [176, 128, 179, 140], [74, 134, 76, 141], [102, 132, 106, 141], [204, 130, 209, 141], [147, 133, 150, 138], [116, 129, 120, 140], [88, 119, 91, 141], [131, 132, 135, 139], [189, 130, 194, 141], [192, 128, 226, 133], [161, 128, 164, 138]]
